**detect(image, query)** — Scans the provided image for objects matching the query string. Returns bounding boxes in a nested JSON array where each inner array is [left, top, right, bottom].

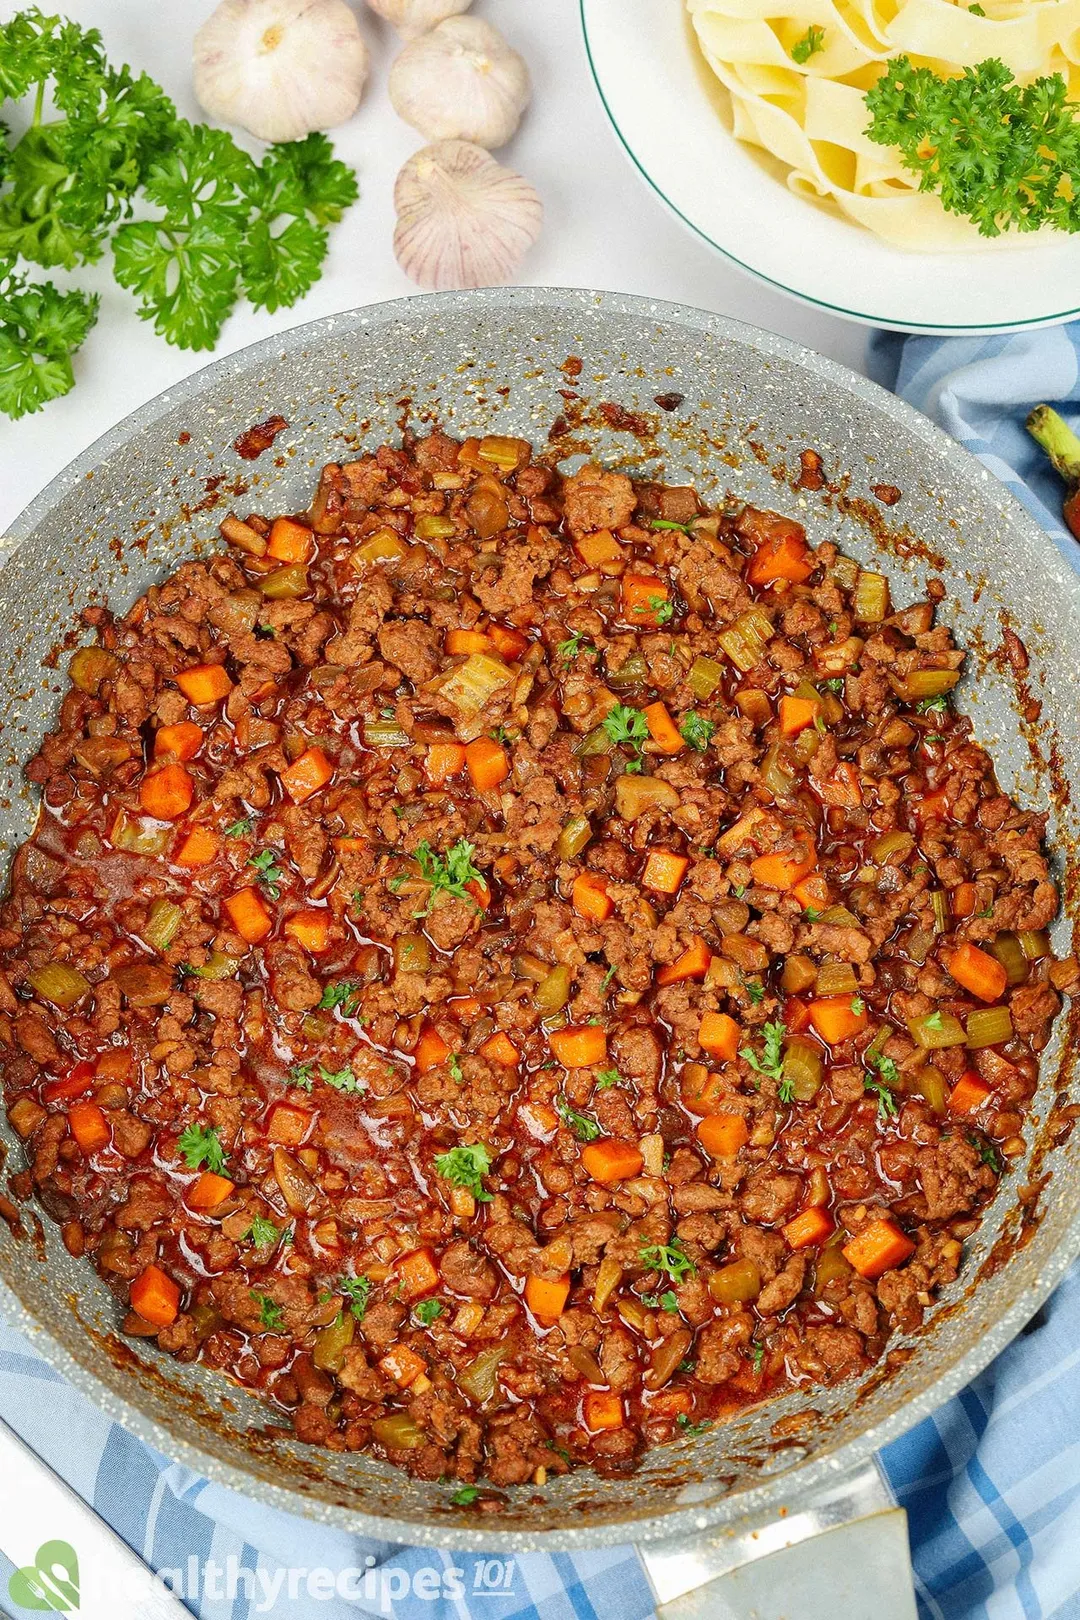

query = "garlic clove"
[[393, 140, 542, 291], [364, 0, 472, 39], [194, 0, 370, 145], [388, 16, 530, 150]]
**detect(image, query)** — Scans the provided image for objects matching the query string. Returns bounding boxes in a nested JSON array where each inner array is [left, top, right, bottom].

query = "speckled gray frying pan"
[[0, 289, 1077, 1561]]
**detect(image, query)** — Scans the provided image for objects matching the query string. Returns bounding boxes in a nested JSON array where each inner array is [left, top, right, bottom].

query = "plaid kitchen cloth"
[[3, 325, 1080, 1620]]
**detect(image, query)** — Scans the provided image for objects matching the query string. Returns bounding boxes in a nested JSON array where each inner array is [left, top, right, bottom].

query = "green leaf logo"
[[8, 1540, 80, 1611]]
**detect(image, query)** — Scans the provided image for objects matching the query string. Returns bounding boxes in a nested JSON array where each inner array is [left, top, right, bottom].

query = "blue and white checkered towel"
[[3, 326, 1080, 1620]]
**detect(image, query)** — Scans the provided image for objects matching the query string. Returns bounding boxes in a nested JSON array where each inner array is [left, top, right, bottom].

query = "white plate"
[[580, 0, 1080, 333]]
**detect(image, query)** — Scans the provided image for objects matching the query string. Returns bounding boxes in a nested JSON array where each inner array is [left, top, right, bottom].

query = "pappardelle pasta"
[[687, 0, 1080, 251]]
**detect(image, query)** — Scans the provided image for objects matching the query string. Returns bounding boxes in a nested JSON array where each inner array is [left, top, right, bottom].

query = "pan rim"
[[2, 285, 1078, 1552]]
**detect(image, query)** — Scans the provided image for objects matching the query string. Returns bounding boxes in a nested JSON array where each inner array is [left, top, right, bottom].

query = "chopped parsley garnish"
[[250, 1292, 284, 1332], [290, 1060, 315, 1090], [804, 907, 823, 922], [865, 1075, 900, 1121], [916, 694, 949, 714], [317, 1063, 364, 1094], [740, 1020, 786, 1086], [338, 1274, 372, 1320], [177, 1122, 226, 1174], [969, 1133, 1002, 1172], [851, 997, 866, 1016], [434, 1143, 493, 1202], [733, 885, 748, 901], [449, 1052, 464, 1083], [639, 1237, 696, 1283], [244, 1215, 284, 1247], [925, 1010, 945, 1032], [595, 1068, 621, 1089], [318, 980, 361, 1014], [557, 631, 593, 662], [602, 703, 648, 770], [247, 847, 284, 898], [645, 594, 675, 625], [822, 678, 844, 694], [680, 711, 716, 752], [778, 1076, 796, 1106], [601, 965, 617, 992], [412, 838, 485, 916], [555, 1096, 601, 1141], [413, 1298, 444, 1326], [871, 1050, 900, 1087], [676, 1414, 713, 1436], [791, 24, 826, 63], [750, 1342, 766, 1374], [451, 1485, 481, 1505], [350, 889, 365, 916], [224, 817, 254, 838], [648, 518, 694, 534]]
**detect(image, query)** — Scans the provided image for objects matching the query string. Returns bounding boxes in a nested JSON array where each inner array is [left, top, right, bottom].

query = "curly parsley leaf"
[[224, 816, 254, 838], [602, 703, 648, 769], [791, 24, 826, 64], [413, 1298, 443, 1327], [177, 1122, 226, 1174], [239, 133, 358, 314], [865, 56, 1080, 238], [250, 1291, 284, 1332], [434, 1143, 493, 1202], [556, 630, 593, 663], [412, 838, 486, 915], [318, 1063, 364, 1095], [451, 1484, 480, 1506], [595, 1067, 622, 1090], [639, 1237, 695, 1283], [318, 980, 361, 1014], [244, 1215, 285, 1247], [865, 1075, 900, 1120], [247, 847, 284, 898], [740, 1020, 786, 1085], [555, 1096, 601, 1141], [916, 694, 949, 714], [338, 1273, 372, 1320], [0, 262, 98, 418], [744, 977, 765, 1004], [680, 712, 715, 752]]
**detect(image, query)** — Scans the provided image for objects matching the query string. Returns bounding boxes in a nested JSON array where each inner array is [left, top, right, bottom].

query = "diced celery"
[[965, 1006, 1013, 1048]]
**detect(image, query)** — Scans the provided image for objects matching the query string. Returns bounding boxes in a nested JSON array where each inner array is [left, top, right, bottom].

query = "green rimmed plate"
[[580, 0, 1080, 334]]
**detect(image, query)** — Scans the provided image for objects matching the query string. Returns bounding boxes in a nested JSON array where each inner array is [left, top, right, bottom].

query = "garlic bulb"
[[365, 0, 472, 39], [389, 16, 530, 149], [193, 0, 370, 144], [393, 140, 542, 290]]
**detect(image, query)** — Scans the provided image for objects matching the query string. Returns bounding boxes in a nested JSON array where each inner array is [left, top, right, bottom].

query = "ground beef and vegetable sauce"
[[1, 432, 1076, 1491]]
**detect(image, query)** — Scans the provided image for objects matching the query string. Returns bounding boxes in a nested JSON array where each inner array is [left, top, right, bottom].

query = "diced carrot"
[[225, 886, 272, 943], [396, 1246, 440, 1301], [487, 623, 529, 661], [948, 942, 1008, 1004], [549, 1025, 607, 1068], [583, 1391, 624, 1432], [130, 1264, 180, 1327], [784, 996, 813, 1035], [749, 843, 816, 890], [43, 1060, 96, 1105], [174, 825, 219, 868], [581, 1138, 644, 1183], [783, 1207, 835, 1249], [279, 745, 334, 804], [808, 995, 868, 1045], [465, 736, 509, 791], [267, 1102, 312, 1144], [284, 908, 330, 954], [952, 881, 978, 920], [621, 573, 671, 627], [681, 1065, 726, 1116], [479, 1031, 520, 1067], [380, 1344, 427, 1387], [448, 996, 482, 1021], [948, 1071, 993, 1115], [914, 789, 949, 824], [697, 1112, 749, 1158], [573, 871, 614, 923], [176, 662, 233, 705], [413, 1026, 451, 1074], [698, 1011, 740, 1062], [95, 1048, 132, 1081], [642, 701, 685, 755], [648, 1389, 693, 1418], [778, 694, 819, 737], [745, 519, 814, 586], [642, 848, 690, 894], [445, 628, 494, 656], [425, 742, 467, 784], [524, 1272, 571, 1323], [465, 875, 492, 910], [656, 937, 712, 986], [792, 871, 831, 911], [842, 1218, 915, 1280], [822, 761, 862, 809], [154, 721, 203, 762], [67, 1100, 110, 1153], [139, 762, 194, 822], [575, 529, 624, 570], [267, 517, 314, 564], [187, 1171, 235, 1210]]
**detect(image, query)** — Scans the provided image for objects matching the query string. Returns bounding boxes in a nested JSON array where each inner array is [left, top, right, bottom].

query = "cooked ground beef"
[[1, 430, 1072, 1492]]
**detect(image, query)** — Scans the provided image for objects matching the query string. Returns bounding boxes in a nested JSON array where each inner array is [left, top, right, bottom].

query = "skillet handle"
[[636, 1459, 917, 1620]]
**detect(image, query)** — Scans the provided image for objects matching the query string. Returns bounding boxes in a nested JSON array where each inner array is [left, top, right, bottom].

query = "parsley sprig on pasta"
[[865, 56, 1080, 238]]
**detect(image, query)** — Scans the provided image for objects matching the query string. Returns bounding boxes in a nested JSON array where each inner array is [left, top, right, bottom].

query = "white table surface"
[[0, 0, 872, 533]]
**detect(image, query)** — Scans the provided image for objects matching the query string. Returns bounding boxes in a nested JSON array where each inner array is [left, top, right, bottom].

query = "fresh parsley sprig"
[[434, 1143, 493, 1202], [177, 1122, 226, 1174], [407, 838, 486, 916]]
